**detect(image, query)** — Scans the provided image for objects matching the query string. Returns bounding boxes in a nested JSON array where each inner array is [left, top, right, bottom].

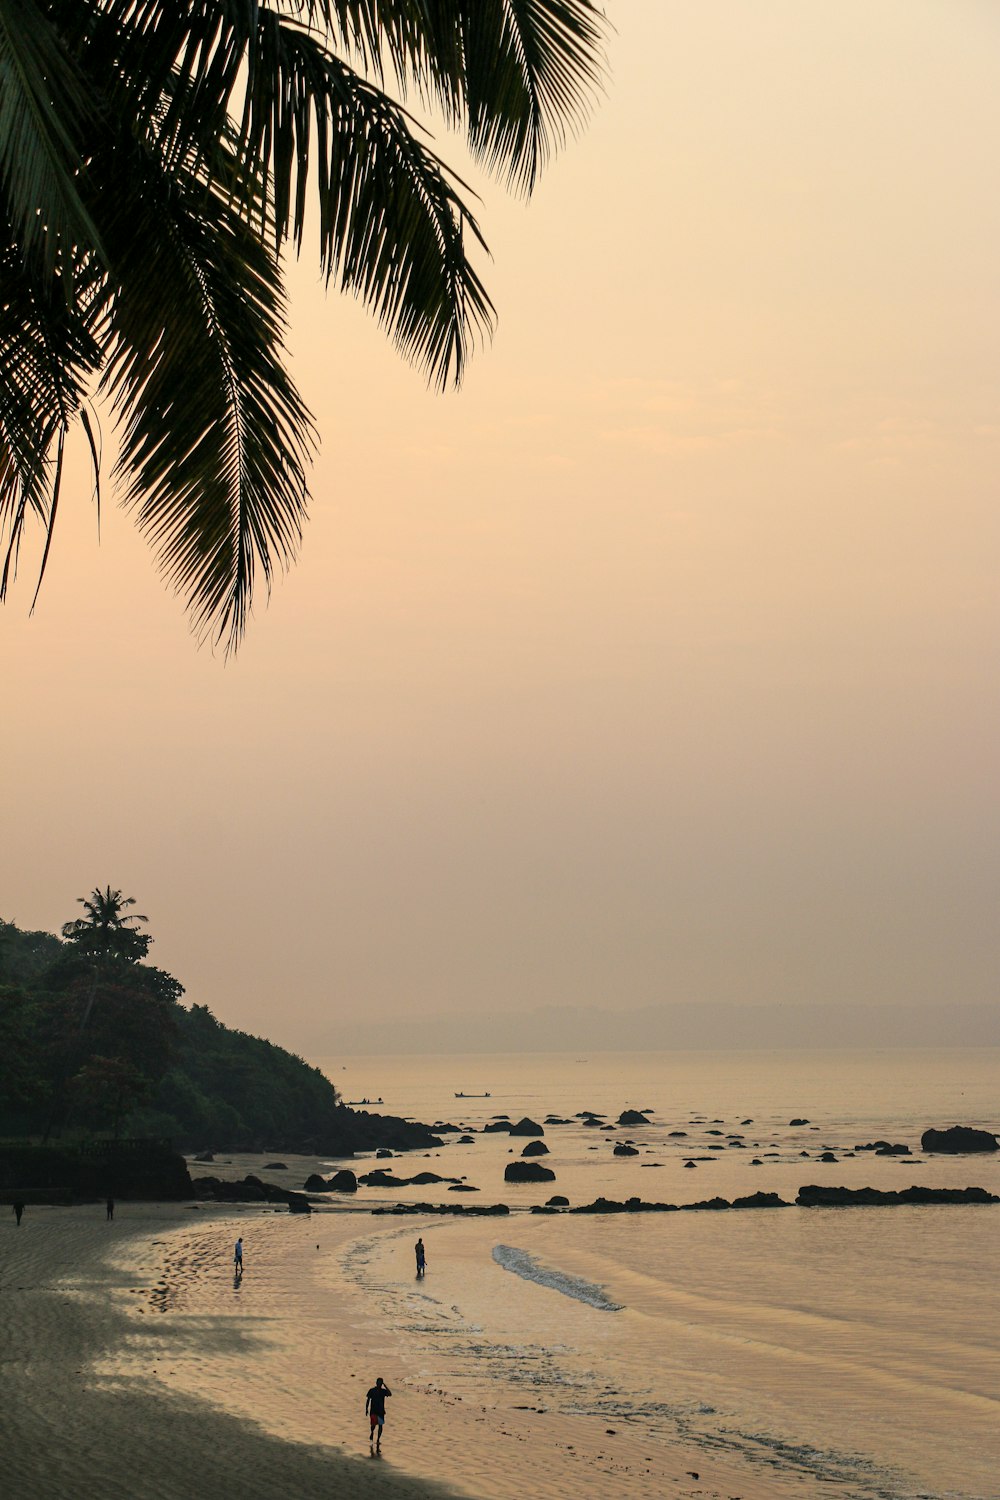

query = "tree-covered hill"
[[0, 906, 436, 1155]]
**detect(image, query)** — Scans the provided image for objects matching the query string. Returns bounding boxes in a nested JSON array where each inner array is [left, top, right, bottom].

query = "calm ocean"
[[311, 1048, 1000, 1498]]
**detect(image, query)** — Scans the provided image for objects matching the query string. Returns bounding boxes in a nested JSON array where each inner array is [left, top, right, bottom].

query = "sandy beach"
[[1, 1202, 797, 1500]]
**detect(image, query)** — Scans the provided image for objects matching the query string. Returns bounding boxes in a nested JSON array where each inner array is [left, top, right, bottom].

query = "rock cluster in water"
[[797, 1184, 999, 1206]]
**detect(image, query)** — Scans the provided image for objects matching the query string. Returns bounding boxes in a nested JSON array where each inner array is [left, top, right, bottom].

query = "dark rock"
[[613, 1144, 639, 1156], [741, 1118, 754, 1125], [376, 1149, 394, 1159], [706, 1129, 724, 1136], [680, 1197, 730, 1211], [668, 1130, 688, 1137], [193, 1151, 215, 1162], [287, 1195, 312, 1213], [327, 1169, 358, 1192], [600, 1124, 616, 1131], [797, 1183, 1000, 1207], [921, 1126, 998, 1154], [263, 1162, 287, 1170], [491, 1114, 511, 1120], [731, 1192, 790, 1208], [483, 1121, 512, 1133], [359, 1169, 458, 1187], [683, 1161, 697, 1168], [521, 1141, 550, 1156], [818, 1152, 837, 1163], [751, 1158, 763, 1165], [530, 1205, 559, 1213], [576, 1111, 604, 1119], [855, 1140, 910, 1154], [570, 1197, 679, 1214], [546, 1195, 570, 1206], [448, 1184, 479, 1192], [458, 1135, 475, 1143], [582, 1118, 603, 1128], [544, 1116, 572, 1125], [727, 1141, 746, 1148], [617, 1110, 649, 1126], [504, 1161, 556, 1183], [789, 1118, 810, 1126], [303, 1173, 329, 1191]]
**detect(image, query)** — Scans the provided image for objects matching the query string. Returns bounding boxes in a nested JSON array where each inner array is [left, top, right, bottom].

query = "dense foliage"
[[0, 905, 349, 1149]]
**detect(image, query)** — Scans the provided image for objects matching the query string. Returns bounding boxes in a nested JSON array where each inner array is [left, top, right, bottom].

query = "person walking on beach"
[[13, 1201, 24, 1226], [234, 1235, 243, 1275], [415, 1237, 426, 1276], [365, 1377, 392, 1452], [106, 1196, 115, 1222]]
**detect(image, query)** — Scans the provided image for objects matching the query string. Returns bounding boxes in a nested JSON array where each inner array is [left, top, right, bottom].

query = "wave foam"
[[492, 1245, 624, 1311]]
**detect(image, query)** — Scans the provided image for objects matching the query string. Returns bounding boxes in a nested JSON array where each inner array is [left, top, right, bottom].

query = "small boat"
[[454, 1091, 491, 1098]]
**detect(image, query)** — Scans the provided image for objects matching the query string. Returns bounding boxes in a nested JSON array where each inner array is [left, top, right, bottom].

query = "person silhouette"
[[414, 1237, 426, 1276], [365, 1377, 392, 1452]]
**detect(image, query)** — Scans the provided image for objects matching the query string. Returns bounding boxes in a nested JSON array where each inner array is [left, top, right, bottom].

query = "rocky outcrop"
[[508, 1117, 544, 1137], [788, 1118, 810, 1126], [797, 1184, 999, 1207], [546, 1195, 570, 1206], [521, 1141, 549, 1156], [193, 1173, 310, 1208], [613, 1144, 638, 1156], [371, 1202, 509, 1216], [617, 1110, 649, 1126], [358, 1169, 460, 1187], [855, 1140, 910, 1154], [483, 1120, 512, 1133], [504, 1161, 556, 1183], [921, 1126, 998, 1154]]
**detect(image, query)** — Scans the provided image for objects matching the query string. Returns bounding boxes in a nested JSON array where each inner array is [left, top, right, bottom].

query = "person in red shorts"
[[365, 1377, 392, 1452]]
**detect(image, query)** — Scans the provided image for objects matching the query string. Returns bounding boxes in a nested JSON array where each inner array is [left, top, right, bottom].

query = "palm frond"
[[244, 13, 494, 387], [303, 0, 608, 192], [96, 132, 314, 650], [0, 224, 103, 599], [0, 0, 103, 276]]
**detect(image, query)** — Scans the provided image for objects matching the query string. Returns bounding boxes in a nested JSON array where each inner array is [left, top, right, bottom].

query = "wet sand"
[[1, 1203, 800, 1500]]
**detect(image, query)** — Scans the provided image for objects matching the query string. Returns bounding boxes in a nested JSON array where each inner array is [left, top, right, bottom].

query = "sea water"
[[315, 1049, 1000, 1497]]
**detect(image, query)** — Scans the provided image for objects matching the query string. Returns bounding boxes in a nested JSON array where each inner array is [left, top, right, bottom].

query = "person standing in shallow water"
[[234, 1235, 243, 1275], [414, 1237, 426, 1276], [13, 1202, 24, 1226], [365, 1377, 391, 1452], [106, 1196, 115, 1221]]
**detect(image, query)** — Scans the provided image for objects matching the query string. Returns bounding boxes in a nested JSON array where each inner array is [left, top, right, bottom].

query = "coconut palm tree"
[[0, 0, 606, 648], [62, 885, 151, 964]]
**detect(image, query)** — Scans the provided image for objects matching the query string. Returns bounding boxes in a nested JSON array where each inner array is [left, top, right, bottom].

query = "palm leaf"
[[96, 132, 314, 650], [0, 221, 103, 599], [243, 13, 494, 387], [0, 0, 104, 276], [307, 0, 607, 191]]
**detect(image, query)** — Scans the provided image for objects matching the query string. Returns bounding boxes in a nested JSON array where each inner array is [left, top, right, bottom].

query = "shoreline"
[[1, 1204, 462, 1500], [2, 1202, 798, 1500]]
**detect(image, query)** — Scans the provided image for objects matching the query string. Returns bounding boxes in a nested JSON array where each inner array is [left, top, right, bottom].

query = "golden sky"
[[3, 2, 998, 1050]]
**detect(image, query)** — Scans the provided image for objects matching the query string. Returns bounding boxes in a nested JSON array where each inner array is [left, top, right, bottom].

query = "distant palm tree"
[[62, 886, 151, 965], [0, 0, 606, 648]]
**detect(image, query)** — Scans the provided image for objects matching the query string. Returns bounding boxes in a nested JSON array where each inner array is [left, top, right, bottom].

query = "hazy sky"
[[3, 2, 998, 1054]]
